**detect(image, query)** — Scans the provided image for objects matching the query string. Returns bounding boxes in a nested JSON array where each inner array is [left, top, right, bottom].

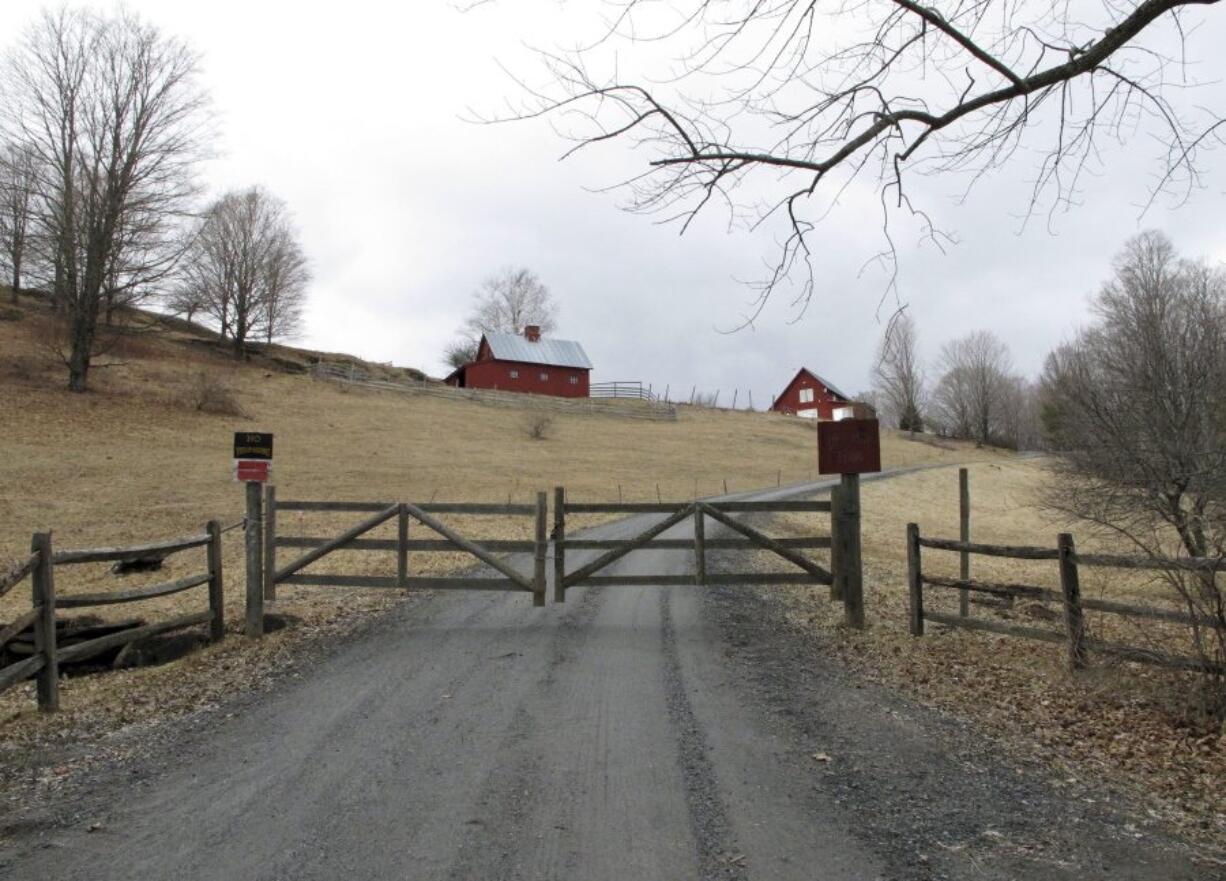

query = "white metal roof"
[[798, 368, 851, 401], [483, 332, 593, 369]]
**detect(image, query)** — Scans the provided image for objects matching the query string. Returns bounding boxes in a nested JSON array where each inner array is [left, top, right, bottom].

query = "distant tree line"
[[870, 315, 1042, 451], [0, 7, 311, 391]]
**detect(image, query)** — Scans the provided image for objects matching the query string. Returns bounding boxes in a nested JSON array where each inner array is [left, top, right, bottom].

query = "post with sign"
[[818, 418, 880, 629], [234, 432, 273, 637]]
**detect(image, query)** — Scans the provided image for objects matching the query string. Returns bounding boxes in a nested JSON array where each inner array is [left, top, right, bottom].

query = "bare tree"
[[177, 187, 310, 358], [0, 143, 36, 301], [497, 0, 1224, 319], [1041, 231, 1225, 710], [873, 313, 924, 434], [447, 267, 558, 366], [931, 331, 1012, 445], [0, 8, 210, 391]]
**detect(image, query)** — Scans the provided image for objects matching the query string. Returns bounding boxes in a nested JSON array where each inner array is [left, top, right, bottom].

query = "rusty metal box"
[[818, 418, 881, 474]]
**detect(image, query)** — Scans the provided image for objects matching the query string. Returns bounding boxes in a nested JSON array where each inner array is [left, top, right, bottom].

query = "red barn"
[[771, 367, 851, 419], [444, 326, 593, 398]]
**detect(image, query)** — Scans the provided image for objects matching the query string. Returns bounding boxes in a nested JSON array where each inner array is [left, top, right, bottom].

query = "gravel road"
[[0, 473, 1215, 880]]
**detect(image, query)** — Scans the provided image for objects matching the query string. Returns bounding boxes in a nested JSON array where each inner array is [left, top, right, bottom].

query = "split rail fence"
[[906, 523, 1226, 674], [0, 522, 232, 711]]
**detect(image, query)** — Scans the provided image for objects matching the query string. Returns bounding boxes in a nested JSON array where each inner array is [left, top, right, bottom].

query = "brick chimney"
[[524, 325, 541, 342]]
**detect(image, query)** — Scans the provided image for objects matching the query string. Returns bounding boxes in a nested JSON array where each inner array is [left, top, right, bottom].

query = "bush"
[[186, 371, 248, 417], [524, 414, 553, 441]]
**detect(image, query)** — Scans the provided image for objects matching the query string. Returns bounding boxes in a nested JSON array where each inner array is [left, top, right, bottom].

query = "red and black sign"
[[818, 419, 881, 475], [233, 432, 273, 461]]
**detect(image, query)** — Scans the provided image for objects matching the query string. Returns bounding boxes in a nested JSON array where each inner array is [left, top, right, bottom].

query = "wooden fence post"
[[829, 485, 844, 601], [840, 473, 865, 629], [694, 507, 706, 586], [398, 504, 409, 589], [907, 523, 924, 636], [263, 485, 277, 602], [206, 520, 224, 643], [245, 481, 264, 637], [30, 532, 58, 712], [1058, 532, 1087, 670], [534, 491, 547, 607], [959, 468, 970, 617], [553, 487, 566, 604]]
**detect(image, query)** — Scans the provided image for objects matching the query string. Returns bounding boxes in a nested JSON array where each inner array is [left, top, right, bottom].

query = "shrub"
[[186, 371, 248, 417], [524, 414, 553, 441]]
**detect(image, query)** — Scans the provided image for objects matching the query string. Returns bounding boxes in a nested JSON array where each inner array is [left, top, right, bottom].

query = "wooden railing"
[[0, 522, 232, 711], [906, 523, 1226, 674]]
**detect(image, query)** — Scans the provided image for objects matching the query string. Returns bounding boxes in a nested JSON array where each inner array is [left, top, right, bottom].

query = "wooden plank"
[[705, 572, 831, 586], [0, 607, 41, 651], [565, 502, 691, 514], [275, 537, 538, 552], [959, 467, 970, 617], [0, 654, 44, 695], [415, 502, 536, 515], [206, 520, 224, 643], [907, 523, 923, 636], [31, 533, 58, 712], [924, 611, 1067, 644], [1073, 552, 1226, 572], [397, 505, 409, 588], [404, 577, 525, 591], [562, 504, 697, 588], [534, 492, 547, 607], [694, 508, 706, 586], [280, 574, 405, 588], [839, 474, 864, 630], [1079, 596, 1217, 627], [554, 487, 566, 603], [55, 572, 211, 608], [57, 611, 213, 664], [264, 486, 277, 602], [921, 575, 1047, 600], [402, 504, 534, 590], [52, 532, 211, 565], [245, 481, 264, 638], [0, 552, 38, 598], [917, 536, 1060, 560], [567, 574, 699, 587], [1058, 533, 1087, 670], [275, 500, 394, 512], [274, 505, 399, 582], [559, 537, 832, 551], [707, 500, 832, 513], [829, 485, 843, 602], [699, 503, 833, 583], [563, 500, 832, 514]]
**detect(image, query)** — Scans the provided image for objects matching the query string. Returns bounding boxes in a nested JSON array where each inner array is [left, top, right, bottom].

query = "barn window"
[[509, 369, 519, 379], [568, 375, 578, 385], [540, 371, 549, 381], [799, 387, 814, 403]]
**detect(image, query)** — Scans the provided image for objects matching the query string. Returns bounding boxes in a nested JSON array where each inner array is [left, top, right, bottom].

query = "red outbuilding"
[[770, 367, 852, 419], [444, 326, 593, 398]]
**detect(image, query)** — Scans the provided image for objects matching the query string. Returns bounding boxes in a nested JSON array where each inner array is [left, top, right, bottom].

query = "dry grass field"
[[764, 460, 1226, 848], [0, 294, 998, 749]]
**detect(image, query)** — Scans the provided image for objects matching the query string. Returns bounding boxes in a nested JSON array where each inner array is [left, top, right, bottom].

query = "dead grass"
[[763, 459, 1226, 850], [0, 305, 1000, 752]]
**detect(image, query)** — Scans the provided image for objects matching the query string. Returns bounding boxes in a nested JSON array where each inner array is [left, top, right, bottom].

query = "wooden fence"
[[553, 478, 866, 628], [906, 522, 1226, 674], [257, 491, 549, 633], [0, 521, 233, 711]]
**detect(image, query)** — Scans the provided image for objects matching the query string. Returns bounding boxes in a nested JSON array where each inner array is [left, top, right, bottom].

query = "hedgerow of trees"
[[0, 7, 312, 389]]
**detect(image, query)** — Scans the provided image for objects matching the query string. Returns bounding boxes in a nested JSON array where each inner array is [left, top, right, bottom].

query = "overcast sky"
[[2, 1, 1222, 406]]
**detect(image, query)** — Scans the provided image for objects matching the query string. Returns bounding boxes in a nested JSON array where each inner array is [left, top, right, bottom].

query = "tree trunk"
[[66, 309, 96, 392]]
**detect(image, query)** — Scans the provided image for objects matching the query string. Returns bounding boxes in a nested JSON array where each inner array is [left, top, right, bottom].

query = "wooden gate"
[[264, 490, 549, 607], [552, 488, 860, 620]]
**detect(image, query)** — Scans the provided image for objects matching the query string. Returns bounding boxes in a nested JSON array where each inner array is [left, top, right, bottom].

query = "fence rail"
[[907, 522, 1226, 675], [0, 522, 227, 711]]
